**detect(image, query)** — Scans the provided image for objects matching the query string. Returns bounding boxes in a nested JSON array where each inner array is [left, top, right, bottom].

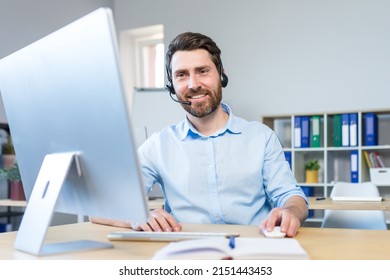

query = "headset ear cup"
[[221, 72, 228, 88], [165, 82, 175, 95], [165, 64, 175, 94]]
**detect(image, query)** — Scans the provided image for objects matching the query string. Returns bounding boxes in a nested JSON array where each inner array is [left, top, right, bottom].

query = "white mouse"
[[262, 226, 286, 238]]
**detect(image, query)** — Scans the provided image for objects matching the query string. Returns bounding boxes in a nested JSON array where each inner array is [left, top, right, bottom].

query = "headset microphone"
[[166, 85, 192, 105]]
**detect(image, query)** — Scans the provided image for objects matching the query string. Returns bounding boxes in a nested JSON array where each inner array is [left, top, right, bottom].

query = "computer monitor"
[[0, 8, 149, 255]]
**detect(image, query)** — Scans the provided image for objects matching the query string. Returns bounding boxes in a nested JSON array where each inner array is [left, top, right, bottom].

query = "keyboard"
[[107, 231, 240, 242]]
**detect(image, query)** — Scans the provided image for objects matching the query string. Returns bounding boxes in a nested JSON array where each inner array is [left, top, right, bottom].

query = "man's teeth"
[[191, 94, 205, 99]]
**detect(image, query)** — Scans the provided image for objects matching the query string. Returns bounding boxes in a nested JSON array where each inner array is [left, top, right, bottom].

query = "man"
[[92, 32, 308, 237]]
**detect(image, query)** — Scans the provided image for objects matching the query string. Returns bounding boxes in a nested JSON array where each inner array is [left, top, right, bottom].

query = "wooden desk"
[[0, 199, 163, 209], [1, 222, 390, 260], [6, 197, 389, 211], [8, 197, 390, 212], [308, 197, 390, 211], [0, 199, 27, 207]]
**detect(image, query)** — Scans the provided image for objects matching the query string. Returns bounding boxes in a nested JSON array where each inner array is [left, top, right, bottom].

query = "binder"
[[310, 115, 321, 147], [365, 112, 378, 146], [300, 116, 310, 148], [341, 113, 350, 147], [0, 223, 12, 233], [333, 114, 342, 147], [374, 152, 385, 168], [363, 151, 373, 168], [349, 113, 358, 146], [294, 116, 301, 148], [350, 150, 359, 183], [284, 151, 292, 170], [369, 151, 379, 168], [301, 187, 314, 218]]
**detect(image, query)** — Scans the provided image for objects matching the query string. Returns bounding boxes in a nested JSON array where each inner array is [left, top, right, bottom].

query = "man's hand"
[[132, 208, 182, 232], [89, 216, 131, 228], [259, 207, 301, 237], [259, 196, 308, 237], [89, 209, 182, 232]]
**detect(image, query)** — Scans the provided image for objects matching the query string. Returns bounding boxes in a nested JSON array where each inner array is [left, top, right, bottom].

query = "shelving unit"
[[0, 123, 25, 231], [262, 110, 390, 224], [0, 181, 25, 232]]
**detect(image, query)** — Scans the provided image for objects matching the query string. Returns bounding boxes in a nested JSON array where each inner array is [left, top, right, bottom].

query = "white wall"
[[0, 0, 114, 123], [1, 0, 390, 122], [114, 0, 390, 121]]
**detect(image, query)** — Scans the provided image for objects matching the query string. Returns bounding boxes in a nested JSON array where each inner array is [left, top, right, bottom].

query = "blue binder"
[[365, 112, 378, 146], [341, 113, 350, 147], [301, 187, 314, 218], [294, 116, 301, 148], [300, 116, 310, 148], [350, 150, 359, 183], [349, 113, 358, 146], [284, 151, 292, 170]]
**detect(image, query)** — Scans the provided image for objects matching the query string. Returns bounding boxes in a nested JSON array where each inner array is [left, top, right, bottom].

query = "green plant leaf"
[[304, 159, 320, 170]]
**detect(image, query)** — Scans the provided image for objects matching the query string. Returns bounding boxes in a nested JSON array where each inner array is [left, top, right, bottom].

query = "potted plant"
[[0, 162, 25, 200], [304, 159, 320, 183], [2, 138, 16, 168]]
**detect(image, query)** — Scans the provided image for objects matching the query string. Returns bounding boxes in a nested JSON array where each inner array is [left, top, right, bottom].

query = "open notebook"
[[152, 237, 309, 260]]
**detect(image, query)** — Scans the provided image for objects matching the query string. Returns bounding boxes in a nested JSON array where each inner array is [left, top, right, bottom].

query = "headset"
[[165, 60, 229, 105]]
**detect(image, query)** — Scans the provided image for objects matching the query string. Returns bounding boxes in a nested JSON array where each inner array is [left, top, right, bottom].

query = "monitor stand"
[[14, 152, 113, 256]]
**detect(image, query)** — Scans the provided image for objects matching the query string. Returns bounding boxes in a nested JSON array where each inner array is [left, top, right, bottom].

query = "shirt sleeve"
[[262, 129, 308, 208], [137, 135, 161, 193]]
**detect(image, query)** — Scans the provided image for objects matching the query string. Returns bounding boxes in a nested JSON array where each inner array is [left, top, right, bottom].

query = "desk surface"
[[1, 222, 390, 260], [0, 199, 27, 207], [5, 197, 389, 211], [308, 197, 390, 211], [0, 198, 165, 209]]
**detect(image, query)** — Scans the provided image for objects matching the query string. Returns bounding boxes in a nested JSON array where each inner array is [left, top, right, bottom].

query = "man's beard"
[[179, 84, 222, 118]]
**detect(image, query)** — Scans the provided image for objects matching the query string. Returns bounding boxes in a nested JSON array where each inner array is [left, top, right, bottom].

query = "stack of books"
[[363, 151, 385, 168]]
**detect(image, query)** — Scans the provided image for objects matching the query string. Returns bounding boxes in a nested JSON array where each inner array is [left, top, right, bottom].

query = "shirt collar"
[[179, 102, 242, 140]]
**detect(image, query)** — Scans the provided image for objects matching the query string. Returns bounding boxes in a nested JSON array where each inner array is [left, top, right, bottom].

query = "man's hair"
[[165, 32, 222, 78]]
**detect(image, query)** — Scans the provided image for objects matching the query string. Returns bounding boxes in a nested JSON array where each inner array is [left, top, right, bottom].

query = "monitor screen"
[[0, 8, 149, 255]]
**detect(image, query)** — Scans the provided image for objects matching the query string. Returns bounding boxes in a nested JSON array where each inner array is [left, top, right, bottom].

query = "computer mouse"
[[261, 226, 286, 238]]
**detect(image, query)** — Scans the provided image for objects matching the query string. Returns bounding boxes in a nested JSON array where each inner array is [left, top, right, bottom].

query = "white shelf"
[[263, 110, 390, 223]]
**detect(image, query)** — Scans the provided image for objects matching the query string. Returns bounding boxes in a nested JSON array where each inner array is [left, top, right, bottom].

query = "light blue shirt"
[[138, 103, 307, 225]]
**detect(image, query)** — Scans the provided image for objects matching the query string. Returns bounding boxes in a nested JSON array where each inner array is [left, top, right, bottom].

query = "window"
[[139, 40, 164, 88], [120, 25, 164, 89]]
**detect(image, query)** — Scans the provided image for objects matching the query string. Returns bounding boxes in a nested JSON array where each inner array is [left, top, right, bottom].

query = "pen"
[[228, 235, 235, 249], [316, 197, 326, 201]]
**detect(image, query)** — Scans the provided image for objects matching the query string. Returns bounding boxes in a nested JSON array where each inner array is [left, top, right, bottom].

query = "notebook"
[[152, 237, 309, 260]]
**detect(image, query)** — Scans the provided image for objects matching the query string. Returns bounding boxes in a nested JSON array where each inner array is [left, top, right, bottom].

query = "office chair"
[[321, 181, 387, 230]]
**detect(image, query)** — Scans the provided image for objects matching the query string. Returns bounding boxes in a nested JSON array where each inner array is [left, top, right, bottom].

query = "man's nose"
[[188, 75, 201, 90]]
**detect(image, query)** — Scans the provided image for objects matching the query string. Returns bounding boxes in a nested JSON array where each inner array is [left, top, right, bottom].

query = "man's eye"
[[200, 69, 209, 74], [176, 73, 186, 78]]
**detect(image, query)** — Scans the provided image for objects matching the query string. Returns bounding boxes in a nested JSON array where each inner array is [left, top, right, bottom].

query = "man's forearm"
[[283, 196, 309, 224]]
